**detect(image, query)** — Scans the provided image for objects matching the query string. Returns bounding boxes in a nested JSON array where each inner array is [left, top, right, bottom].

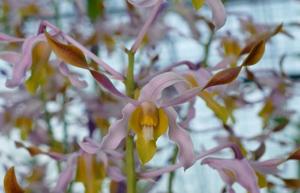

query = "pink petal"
[[128, 0, 161, 7], [249, 158, 283, 175], [79, 140, 100, 154], [53, 153, 79, 193], [206, 0, 227, 29], [6, 34, 45, 87], [90, 70, 133, 102], [100, 104, 136, 149], [0, 32, 24, 42], [130, 0, 164, 53], [160, 87, 200, 107], [108, 166, 126, 182], [0, 51, 21, 65], [165, 107, 195, 169], [202, 158, 259, 193], [58, 62, 88, 89], [139, 72, 187, 102]]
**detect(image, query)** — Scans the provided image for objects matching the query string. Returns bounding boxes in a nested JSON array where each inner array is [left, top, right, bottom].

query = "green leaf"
[[87, 0, 104, 22], [192, 0, 205, 10]]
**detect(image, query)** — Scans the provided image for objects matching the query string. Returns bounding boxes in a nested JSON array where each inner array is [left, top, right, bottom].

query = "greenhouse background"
[[1, 0, 300, 193]]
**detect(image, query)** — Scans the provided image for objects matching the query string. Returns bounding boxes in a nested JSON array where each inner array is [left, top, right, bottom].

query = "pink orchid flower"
[[100, 72, 199, 168]]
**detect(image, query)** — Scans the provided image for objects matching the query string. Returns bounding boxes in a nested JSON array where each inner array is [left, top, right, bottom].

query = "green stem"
[[125, 50, 137, 193], [167, 146, 178, 193], [203, 31, 214, 67]]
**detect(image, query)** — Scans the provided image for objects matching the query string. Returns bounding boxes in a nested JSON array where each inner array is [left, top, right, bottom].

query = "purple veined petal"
[[139, 72, 187, 102], [58, 62, 88, 89], [0, 51, 22, 65], [201, 158, 259, 193], [159, 87, 200, 108], [128, 0, 162, 7], [165, 107, 195, 169], [107, 166, 126, 182], [53, 153, 79, 193], [6, 34, 45, 88], [0, 32, 24, 43], [100, 103, 136, 150], [249, 158, 283, 175], [206, 0, 227, 29]]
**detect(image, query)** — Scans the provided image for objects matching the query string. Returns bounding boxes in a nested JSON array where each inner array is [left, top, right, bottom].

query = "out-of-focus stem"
[[203, 31, 214, 67], [125, 51, 137, 193], [167, 146, 178, 193]]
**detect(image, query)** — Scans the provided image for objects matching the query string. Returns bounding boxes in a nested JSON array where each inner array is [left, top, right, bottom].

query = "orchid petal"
[[0, 52, 22, 65], [58, 62, 88, 89], [139, 72, 187, 102], [130, 0, 164, 53], [249, 158, 283, 175], [160, 87, 200, 107], [6, 34, 45, 87], [79, 141, 101, 154], [128, 0, 161, 7], [108, 167, 126, 182], [53, 153, 79, 193], [206, 0, 227, 29], [165, 107, 195, 169], [0, 33, 24, 43], [100, 104, 136, 150], [202, 158, 259, 193]]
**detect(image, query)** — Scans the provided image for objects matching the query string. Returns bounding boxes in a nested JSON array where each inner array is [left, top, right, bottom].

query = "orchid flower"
[[101, 72, 199, 168]]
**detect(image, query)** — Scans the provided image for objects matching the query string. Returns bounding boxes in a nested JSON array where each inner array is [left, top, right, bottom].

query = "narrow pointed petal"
[[202, 158, 259, 193], [206, 0, 227, 29], [6, 35, 45, 87], [100, 104, 136, 149], [53, 153, 79, 193], [4, 167, 25, 193], [139, 72, 187, 102], [0, 33, 24, 43], [165, 107, 195, 169]]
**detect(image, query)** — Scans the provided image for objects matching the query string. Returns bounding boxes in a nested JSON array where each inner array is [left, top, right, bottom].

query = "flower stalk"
[[125, 50, 137, 193]]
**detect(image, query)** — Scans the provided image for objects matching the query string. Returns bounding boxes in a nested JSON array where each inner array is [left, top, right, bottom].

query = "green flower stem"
[[167, 146, 178, 193], [125, 50, 137, 193]]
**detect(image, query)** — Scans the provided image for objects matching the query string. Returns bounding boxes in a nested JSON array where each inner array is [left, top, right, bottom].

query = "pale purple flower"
[[101, 72, 199, 168]]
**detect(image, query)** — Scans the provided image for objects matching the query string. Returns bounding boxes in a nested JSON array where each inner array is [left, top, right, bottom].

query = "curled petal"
[[165, 107, 195, 169], [202, 158, 259, 193], [100, 104, 136, 149], [128, 0, 161, 7], [53, 153, 79, 193], [206, 0, 227, 29], [139, 72, 187, 102], [6, 34, 45, 87], [58, 62, 88, 89]]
